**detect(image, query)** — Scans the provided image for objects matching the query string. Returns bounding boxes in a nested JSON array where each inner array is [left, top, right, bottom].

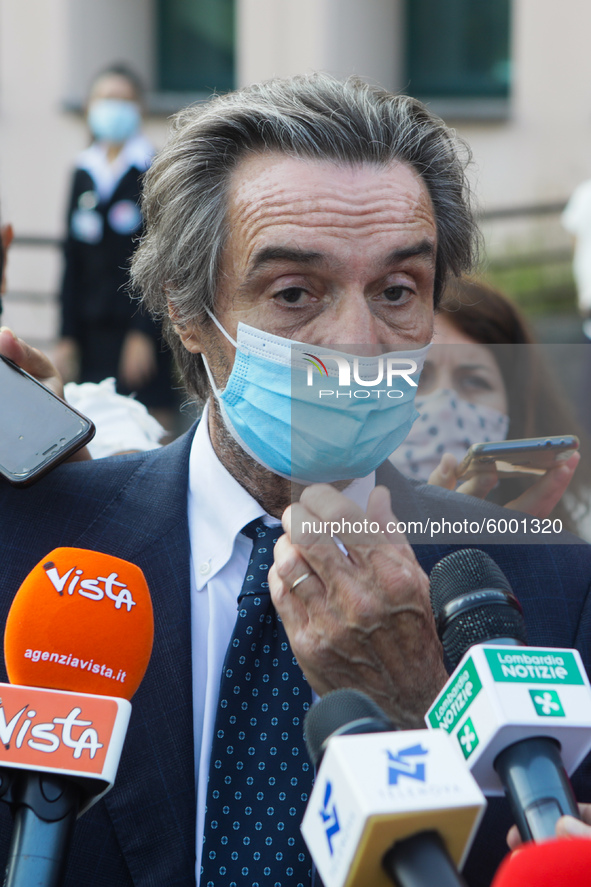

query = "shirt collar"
[[187, 403, 375, 590], [188, 405, 270, 590]]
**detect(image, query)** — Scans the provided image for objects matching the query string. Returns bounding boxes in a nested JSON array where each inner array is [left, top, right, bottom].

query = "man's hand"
[[268, 484, 448, 728], [428, 452, 580, 519], [507, 803, 591, 848]]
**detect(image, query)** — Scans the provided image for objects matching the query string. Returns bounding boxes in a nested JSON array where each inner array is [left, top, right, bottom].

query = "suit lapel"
[[72, 432, 197, 886]]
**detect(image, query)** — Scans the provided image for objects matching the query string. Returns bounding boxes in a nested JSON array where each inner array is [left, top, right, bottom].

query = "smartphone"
[[0, 356, 95, 486], [457, 435, 580, 480]]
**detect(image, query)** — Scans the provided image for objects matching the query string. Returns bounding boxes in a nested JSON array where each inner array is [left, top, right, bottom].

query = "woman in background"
[[391, 277, 591, 536], [54, 64, 176, 433]]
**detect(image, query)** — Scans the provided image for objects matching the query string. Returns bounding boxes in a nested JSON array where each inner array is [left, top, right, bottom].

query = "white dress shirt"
[[187, 406, 374, 883]]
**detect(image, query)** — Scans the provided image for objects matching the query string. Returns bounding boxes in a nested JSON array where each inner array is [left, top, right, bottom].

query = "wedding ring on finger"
[[290, 572, 312, 593]]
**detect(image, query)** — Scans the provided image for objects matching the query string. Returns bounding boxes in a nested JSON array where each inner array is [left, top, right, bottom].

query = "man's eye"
[[275, 288, 306, 304], [383, 285, 412, 304]]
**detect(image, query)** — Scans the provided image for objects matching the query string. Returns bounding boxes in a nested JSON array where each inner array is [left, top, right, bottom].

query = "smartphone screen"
[[0, 356, 95, 485]]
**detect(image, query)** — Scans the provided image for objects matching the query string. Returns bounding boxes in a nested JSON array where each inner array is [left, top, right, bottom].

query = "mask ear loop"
[[201, 309, 238, 399], [204, 307, 238, 348], [201, 353, 221, 397]]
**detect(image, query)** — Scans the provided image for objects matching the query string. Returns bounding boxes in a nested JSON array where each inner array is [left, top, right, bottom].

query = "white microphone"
[[426, 548, 591, 841], [301, 689, 486, 887]]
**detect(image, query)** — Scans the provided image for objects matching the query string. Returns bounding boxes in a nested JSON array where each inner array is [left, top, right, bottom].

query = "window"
[[157, 0, 235, 94], [405, 0, 511, 102]]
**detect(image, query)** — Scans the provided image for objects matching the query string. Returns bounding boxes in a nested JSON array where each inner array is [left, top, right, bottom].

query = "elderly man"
[[0, 74, 590, 887]]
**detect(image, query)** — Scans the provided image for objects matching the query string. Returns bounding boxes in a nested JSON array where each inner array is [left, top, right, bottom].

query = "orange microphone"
[[0, 548, 154, 887], [4, 547, 153, 699]]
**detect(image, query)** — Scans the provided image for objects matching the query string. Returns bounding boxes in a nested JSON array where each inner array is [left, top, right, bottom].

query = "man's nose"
[[326, 294, 381, 346]]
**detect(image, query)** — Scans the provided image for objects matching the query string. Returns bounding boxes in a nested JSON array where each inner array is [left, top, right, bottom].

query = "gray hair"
[[131, 73, 479, 400]]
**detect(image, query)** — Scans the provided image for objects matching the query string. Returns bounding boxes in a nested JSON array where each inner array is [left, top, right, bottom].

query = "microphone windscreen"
[[4, 548, 153, 700], [492, 838, 591, 887], [304, 688, 394, 766], [429, 548, 527, 669], [430, 548, 513, 617]]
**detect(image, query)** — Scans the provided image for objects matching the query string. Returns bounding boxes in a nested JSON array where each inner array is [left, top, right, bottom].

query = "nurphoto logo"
[[303, 352, 418, 399]]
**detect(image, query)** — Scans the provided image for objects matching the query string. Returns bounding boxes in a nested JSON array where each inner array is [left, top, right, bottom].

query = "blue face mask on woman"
[[87, 99, 141, 144], [203, 311, 429, 484]]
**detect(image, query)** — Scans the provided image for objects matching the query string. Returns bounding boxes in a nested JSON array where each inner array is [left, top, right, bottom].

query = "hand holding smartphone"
[[456, 435, 580, 481], [0, 355, 95, 486]]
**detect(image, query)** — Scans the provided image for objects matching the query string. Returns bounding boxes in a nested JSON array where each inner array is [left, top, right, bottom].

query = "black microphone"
[[428, 548, 585, 842], [430, 547, 527, 670], [302, 689, 484, 887], [304, 686, 394, 765]]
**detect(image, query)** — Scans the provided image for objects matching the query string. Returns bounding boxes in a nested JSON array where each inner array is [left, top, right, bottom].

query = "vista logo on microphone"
[[0, 700, 102, 759], [42, 561, 136, 612], [0, 683, 130, 786]]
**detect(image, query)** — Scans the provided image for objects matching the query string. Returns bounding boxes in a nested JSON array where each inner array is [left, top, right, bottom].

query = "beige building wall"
[[1, 0, 590, 346], [0, 0, 163, 345], [237, 0, 403, 92], [238, 0, 591, 210], [461, 0, 591, 207]]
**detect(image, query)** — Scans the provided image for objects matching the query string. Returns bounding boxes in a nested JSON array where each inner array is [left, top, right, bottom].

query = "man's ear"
[[167, 297, 203, 354]]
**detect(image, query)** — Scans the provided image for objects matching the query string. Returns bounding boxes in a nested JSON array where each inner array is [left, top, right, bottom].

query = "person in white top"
[[55, 65, 176, 432]]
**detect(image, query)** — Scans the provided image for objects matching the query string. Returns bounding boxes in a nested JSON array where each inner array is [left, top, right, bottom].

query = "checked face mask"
[[389, 387, 510, 482]]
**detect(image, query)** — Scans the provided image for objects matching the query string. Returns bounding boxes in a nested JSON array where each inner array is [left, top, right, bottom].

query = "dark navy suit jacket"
[[1, 426, 590, 886]]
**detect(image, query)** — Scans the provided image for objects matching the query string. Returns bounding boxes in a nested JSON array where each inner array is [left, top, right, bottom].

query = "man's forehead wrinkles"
[[223, 154, 438, 296], [234, 188, 431, 220], [233, 202, 436, 248]]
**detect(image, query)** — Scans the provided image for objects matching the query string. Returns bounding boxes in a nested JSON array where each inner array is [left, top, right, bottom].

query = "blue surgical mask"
[[87, 99, 141, 144], [203, 312, 429, 484]]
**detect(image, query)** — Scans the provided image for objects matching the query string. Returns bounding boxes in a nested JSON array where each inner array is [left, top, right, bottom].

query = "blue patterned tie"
[[201, 520, 313, 887]]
